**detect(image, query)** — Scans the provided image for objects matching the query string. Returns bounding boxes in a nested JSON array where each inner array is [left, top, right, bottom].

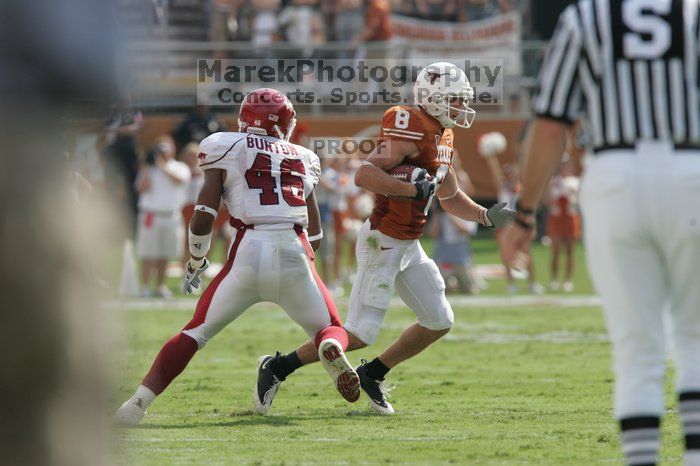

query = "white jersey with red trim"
[[198, 132, 320, 228]]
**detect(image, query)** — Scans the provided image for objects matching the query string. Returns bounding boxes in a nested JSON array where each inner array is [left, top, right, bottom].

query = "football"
[[387, 164, 427, 183], [386, 164, 429, 199]]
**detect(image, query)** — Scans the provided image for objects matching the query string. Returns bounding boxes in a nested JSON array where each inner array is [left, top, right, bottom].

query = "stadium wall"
[[140, 115, 583, 200]]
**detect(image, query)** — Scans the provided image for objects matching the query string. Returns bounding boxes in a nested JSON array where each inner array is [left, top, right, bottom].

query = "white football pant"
[[344, 221, 454, 345], [580, 142, 700, 419], [183, 227, 342, 348]]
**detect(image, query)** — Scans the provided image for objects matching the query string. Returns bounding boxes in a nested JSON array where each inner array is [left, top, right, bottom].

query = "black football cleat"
[[254, 353, 283, 415], [356, 359, 395, 415]]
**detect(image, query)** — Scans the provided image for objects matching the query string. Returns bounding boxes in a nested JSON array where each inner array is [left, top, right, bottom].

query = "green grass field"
[[114, 301, 685, 465]]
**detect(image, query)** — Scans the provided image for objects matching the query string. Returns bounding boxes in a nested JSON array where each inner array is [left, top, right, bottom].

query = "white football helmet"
[[413, 62, 476, 129]]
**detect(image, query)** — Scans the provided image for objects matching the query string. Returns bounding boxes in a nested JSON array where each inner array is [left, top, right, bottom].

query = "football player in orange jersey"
[[255, 62, 515, 414]]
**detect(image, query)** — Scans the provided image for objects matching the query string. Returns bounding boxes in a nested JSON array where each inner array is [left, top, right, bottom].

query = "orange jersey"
[[369, 105, 455, 240]]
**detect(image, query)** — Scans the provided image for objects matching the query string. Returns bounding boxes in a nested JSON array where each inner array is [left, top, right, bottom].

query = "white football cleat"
[[115, 397, 147, 426], [317, 338, 360, 403]]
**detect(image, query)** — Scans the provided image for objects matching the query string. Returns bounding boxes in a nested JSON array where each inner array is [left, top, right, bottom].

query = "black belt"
[[593, 143, 700, 154]]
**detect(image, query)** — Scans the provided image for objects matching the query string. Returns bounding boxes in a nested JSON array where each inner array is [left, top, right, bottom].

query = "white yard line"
[[105, 295, 601, 312]]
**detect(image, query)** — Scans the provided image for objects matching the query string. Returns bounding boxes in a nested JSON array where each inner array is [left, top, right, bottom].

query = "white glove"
[[182, 257, 209, 294]]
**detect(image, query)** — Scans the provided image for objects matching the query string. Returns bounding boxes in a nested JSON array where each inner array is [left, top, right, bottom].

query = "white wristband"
[[189, 229, 212, 257], [307, 230, 323, 242], [194, 204, 218, 218]]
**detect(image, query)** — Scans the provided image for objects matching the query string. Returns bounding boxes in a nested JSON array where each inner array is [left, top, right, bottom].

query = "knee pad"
[[344, 317, 380, 346], [182, 325, 209, 349], [427, 311, 455, 332], [417, 303, 454, 332]]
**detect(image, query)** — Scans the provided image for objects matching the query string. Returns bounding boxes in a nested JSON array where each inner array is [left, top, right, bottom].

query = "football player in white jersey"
[[116, 88, 360, 425]]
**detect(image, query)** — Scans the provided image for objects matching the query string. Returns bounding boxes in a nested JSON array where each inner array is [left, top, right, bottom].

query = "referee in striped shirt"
[[503, 1, 700, 465]]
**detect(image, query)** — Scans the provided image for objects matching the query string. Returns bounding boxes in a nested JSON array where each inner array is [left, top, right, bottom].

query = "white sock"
[[131, 385, 156, 409]]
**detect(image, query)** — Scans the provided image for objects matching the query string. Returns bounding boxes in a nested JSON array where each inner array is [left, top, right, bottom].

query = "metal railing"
[[123, 39, 548, 116]]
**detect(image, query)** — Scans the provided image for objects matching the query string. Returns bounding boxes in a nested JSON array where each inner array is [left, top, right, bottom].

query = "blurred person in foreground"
[[502, 1, 700, 465], [544, 153, 580, 293], [0, 0, 119, 464], [135, 137, 191, 298]]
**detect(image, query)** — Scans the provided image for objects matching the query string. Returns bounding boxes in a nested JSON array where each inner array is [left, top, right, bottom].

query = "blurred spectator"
[[210, 0, 243, 43], [319, 0, 337, 41], [209, 0, 245, 59], [464, 0, 512, 21], [279, 0, 318, 55], [479, 131, 543, 295], [72, 118, 107, 187], [497, 163, 544, 294], [103, 98, 143, 230], [135, 136, 191, 298], [251, 0, 281, 48], [171, 105, 227, 153], [288, 119, 310, 147], [179, 142, 205, 270], [413, 0, 460, 22], [356, 0, 392, 58], [320, 157, 358, 295], [315, 157, 333, 280], [545, 154, 580, 293], [334, 0, 363, 55], [429, 204, 480, 294]]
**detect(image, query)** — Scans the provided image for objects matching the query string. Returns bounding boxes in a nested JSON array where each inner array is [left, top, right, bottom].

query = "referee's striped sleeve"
[[533, 5, 583, 125]]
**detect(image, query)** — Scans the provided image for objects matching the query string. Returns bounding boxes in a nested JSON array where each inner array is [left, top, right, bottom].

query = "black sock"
[[365, 357, 390, 380], [679, 392, 700, 453], [269, 351, 303, 381], [619, 416, 660, 466]]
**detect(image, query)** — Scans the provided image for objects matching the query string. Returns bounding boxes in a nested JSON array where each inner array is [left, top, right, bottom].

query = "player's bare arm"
[[501, 118, 567, 265], [189, 168, 225, 252], [182, 168, 225, 294], [437, 166, 485, 223], [354, 139, 421, 198], [438, 167, 515, 228], [305, 190, 322, 251]]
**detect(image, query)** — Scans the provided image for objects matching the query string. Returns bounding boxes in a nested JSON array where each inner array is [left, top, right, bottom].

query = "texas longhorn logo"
[[427, 71, 449, 85]]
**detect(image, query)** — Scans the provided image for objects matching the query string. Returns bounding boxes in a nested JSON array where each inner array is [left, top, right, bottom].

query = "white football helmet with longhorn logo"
[[413, 61, 476, 129]]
